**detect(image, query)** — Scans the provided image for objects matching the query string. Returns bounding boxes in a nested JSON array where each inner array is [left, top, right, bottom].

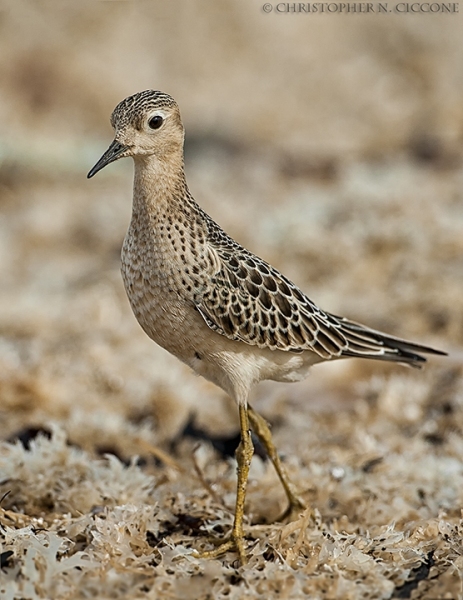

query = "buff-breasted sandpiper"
[[88, 90, 446, 563]]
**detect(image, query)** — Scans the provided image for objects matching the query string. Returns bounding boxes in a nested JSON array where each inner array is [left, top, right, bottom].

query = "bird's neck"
[[132, 152, 190, 221]]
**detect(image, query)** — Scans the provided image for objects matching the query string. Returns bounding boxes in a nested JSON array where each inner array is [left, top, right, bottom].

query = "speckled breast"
[[120, 221, 208, 362]]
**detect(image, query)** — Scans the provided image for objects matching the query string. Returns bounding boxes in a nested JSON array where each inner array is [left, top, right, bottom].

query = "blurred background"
[[0, 0, 461, 447]]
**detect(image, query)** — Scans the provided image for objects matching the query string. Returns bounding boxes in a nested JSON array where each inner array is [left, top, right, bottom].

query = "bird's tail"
[[331, 315, 447, 368]]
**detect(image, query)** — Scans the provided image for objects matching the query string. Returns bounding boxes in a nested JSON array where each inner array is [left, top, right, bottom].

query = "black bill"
[[87, 140, 129, 178]]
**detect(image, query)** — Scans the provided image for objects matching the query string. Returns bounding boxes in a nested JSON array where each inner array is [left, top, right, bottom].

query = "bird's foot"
[[276, 494, 307, 523], [192, 530, 248, 564]]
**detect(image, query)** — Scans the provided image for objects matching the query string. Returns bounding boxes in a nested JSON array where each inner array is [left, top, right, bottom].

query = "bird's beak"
[[87, 140, 129, 178]]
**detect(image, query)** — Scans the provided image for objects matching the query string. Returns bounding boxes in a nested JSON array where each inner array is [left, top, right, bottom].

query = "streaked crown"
[[110, 90, 178, 130]]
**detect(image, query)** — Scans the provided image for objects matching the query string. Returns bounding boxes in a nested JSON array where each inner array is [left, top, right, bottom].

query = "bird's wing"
[[194, 225, 445, 366], [195, 238, 350, 359]]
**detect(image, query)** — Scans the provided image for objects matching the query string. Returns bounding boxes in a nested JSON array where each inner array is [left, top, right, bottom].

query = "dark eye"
[[148, 115, 163, 130]]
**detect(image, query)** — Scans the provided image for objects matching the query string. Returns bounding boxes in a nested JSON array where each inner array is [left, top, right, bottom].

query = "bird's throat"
[[132, 153, 188, 218]]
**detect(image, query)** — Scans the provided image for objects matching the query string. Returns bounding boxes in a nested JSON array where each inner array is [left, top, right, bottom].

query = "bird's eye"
[[148, 115, 163, 130]]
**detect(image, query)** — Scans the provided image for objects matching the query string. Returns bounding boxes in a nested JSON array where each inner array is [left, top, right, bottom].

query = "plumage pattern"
[[188, 204, 442, 367], [98, 90, 445, 371], [88, 90, 446, 564]]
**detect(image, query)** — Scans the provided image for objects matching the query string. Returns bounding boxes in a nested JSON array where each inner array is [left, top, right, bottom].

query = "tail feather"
[[331, 315, 447, 368]]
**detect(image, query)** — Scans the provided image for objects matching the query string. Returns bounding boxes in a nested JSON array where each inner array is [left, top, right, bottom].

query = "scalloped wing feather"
[[196, 240, 350, 359], [194, 224, 445, 366]]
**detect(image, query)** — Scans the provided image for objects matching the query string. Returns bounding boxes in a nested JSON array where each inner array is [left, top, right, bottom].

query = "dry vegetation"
[[0, 2, 462, 598]]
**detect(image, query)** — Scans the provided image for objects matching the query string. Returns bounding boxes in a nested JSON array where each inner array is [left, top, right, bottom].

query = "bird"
[[87, 90, 446, 564]]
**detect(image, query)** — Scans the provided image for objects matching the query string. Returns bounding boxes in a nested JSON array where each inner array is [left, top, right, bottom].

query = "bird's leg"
[[248, 405, 306, 521], [194, 402, 254, 563], [231, 402, 254, 561]]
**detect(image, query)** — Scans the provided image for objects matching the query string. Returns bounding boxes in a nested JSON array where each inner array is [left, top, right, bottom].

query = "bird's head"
[[88, 90, 184, 178]]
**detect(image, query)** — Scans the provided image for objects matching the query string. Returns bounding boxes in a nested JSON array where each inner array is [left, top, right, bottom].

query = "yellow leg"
[[248, 405, 306, 520], [193, 403, 253, 563]]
